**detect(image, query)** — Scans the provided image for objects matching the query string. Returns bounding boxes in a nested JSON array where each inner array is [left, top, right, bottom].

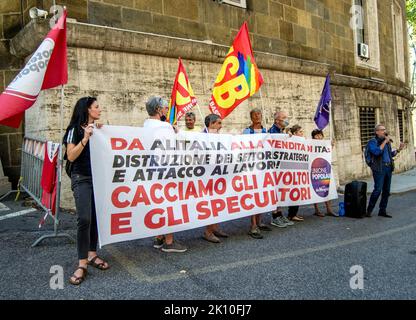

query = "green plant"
[[407, 0, 416, 36]]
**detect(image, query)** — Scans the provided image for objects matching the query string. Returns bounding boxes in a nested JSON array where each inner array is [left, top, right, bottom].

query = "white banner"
[[90, 125, 338, 247]]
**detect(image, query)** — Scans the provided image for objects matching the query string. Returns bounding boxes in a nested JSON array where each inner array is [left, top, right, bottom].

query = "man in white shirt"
[[143, 98, 172, 130], [144, 96, 187, 253]]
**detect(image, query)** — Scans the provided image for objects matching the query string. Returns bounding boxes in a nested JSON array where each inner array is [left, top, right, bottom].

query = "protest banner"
[[90, 125, 338, 247]]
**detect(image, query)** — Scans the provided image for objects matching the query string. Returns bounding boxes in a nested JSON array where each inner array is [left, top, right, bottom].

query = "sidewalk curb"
[[337, 186, 416, 195], [337, 167, 416, 195]]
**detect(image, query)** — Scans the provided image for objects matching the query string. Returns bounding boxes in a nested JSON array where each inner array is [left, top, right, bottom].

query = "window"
[[392, 1, 405, 81], [354, 0, 366, 44], [398, 109, 404, 142], [352, 0, 380, 71], [359, 107, 376, 149], [216, 0, 246, 9]]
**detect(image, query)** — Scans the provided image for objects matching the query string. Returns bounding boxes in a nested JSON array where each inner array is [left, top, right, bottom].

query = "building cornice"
[[10, 20, 414, 103]]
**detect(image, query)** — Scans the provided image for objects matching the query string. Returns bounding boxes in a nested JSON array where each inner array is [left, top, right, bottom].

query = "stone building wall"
[[29, 0, 410, 87], [0, 1, 24, 188], [1, 0, 414, 208]]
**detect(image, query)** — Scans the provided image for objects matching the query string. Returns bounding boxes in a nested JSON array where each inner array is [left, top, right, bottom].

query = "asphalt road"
[[0, 191, 415, 300]]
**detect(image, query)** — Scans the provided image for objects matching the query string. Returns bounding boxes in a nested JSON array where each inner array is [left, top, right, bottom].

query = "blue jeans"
[[367, 165, 393, 214]]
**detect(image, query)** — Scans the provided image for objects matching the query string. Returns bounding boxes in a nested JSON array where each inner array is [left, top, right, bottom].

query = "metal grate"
[[398, 109, 404, 142], [359, 107, 376, 149]]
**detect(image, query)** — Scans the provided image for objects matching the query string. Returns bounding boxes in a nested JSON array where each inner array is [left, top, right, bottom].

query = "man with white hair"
[[365, 124, 405, 218], [269, 111, 289, 134], [145, 96, 187, 253]]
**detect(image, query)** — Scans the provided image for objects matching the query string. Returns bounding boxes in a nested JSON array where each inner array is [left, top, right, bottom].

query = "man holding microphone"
[[365, 124, 406, 218]]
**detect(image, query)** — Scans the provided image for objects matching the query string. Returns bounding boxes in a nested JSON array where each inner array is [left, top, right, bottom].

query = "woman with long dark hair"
[[63, 96, 110, 285]]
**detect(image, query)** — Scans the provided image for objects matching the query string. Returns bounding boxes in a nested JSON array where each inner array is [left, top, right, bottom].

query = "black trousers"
[[71, 173, 98, 260], [288, 206, 299, 219]]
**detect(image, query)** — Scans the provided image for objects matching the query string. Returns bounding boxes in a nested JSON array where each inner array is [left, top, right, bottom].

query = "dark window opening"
[[359, 107, 376, 149], [398, 110, 404, 142], [355, 0, 366, 44]]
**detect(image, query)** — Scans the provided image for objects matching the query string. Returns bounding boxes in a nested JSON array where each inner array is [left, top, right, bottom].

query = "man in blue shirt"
[[366, 124, 405, 218], [268, 111, 295, 228], [269, 111, 289, 134]]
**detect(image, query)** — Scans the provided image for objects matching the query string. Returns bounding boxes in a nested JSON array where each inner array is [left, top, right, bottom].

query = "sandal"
[[258, 223, 272, 232], [213, 229, 229, 238], [69, 266, 88, 285], [327, 211, 339, 217], [248, 228, 263, 239], [88, 256, 110, 270], [314, 211, 325, 217], [203, 233, 221, 243]]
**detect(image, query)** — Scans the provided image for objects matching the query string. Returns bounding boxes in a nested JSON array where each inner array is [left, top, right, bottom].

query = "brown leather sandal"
[[88, 256, 110, 270], [69, 266, 88, 285]]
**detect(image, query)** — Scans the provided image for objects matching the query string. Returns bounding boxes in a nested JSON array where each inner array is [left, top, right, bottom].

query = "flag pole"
[[55, 85, 64, 235], [30, 7, 74, 246], [31, 85, 74, 247], [54, 6, 64, 236], [259, 88, 268, 130], [329, 101, 334, 141], [195, 103, 208, 132]]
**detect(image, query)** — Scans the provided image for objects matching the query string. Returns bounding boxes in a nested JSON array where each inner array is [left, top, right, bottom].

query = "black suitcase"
[[344, 181, 367, 218]]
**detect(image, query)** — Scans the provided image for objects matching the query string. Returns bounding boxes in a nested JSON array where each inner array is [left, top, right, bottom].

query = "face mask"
[[282, 120, 289, 128], [160, 115, 166, 122]]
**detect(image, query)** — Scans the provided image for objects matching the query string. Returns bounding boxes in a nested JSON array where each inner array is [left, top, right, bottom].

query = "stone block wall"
[[23, 42, 414, 209], [0, 0, 25, 188], [1, 0, 414, 206], [30, 0, 410, 89]]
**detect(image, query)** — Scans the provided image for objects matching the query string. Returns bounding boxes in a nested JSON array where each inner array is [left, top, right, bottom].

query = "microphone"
[[385, 133, 393, 143]]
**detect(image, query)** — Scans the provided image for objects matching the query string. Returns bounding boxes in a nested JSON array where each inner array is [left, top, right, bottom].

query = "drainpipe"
[[20, 0, 24, 28]]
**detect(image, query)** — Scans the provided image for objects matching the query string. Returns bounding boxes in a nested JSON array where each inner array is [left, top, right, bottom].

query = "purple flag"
[[314, 74, 331, 130]]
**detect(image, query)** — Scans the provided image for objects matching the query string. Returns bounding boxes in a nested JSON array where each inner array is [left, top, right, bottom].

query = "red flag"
[[167, 58, 198, 124], [40, 141, 59, 221], [209, 22, 263, 119], [0, 10, 68, 128]]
